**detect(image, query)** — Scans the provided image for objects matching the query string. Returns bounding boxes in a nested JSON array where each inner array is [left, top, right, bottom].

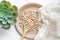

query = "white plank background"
[[0, 0, 60, 40]]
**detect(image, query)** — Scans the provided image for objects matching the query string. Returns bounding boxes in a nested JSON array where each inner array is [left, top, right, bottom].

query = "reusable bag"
[[34, 2, 60, 40]]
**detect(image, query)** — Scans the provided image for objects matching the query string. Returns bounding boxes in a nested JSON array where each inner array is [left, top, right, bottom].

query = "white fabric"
[[34, 2, 60, 40]]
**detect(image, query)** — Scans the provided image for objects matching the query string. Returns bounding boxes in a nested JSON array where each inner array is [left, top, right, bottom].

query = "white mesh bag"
[[34, 2, 60, 40]]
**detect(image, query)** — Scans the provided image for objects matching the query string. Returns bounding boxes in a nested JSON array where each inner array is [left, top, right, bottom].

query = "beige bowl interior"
[[16, 3, 42, 39]]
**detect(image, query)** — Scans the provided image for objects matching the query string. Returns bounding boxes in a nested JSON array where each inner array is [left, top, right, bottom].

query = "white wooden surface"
[[0, 0, 59, 40]]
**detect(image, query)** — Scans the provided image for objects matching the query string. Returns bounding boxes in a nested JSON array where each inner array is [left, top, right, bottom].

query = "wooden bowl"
[[15, 3, 42, 40]]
